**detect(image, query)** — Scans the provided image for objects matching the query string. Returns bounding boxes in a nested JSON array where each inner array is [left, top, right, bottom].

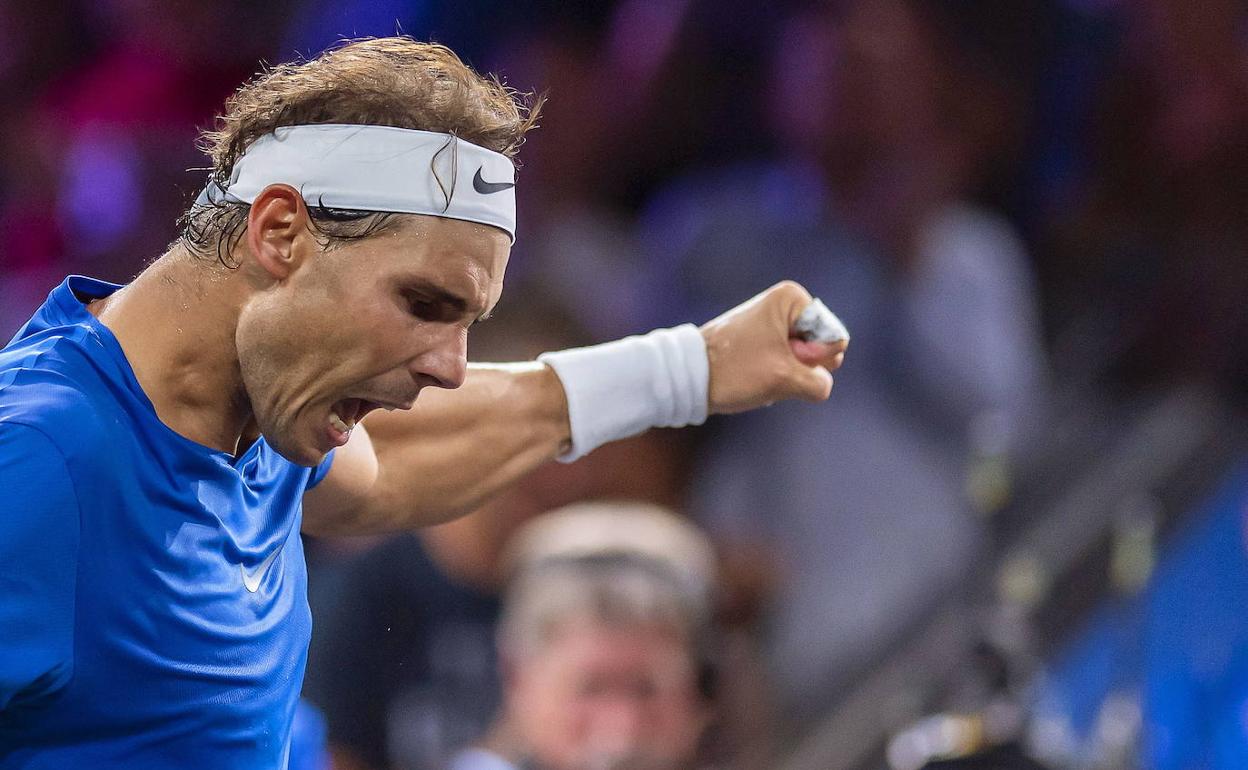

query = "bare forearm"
[[341, 362, 569, 533]]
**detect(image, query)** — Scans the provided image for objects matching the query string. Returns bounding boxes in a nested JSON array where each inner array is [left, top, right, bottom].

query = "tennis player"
[[0, 38, 846, 768]]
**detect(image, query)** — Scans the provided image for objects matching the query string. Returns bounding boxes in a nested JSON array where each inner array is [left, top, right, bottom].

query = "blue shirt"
[[0, 276, 334, 768]]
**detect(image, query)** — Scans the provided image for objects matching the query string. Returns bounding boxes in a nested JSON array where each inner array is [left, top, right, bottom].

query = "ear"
[[245, 184, 312, 281]]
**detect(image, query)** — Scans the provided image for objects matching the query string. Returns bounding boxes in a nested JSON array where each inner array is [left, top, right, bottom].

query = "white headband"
[[197, 123, 518, 243]]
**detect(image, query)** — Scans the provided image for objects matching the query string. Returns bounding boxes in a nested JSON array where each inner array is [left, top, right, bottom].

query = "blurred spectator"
[[1, 0, 294, 333], [38, 0, 289, 276], [450, 501, 718, 770], [478, 0, 797, 341], [634, 0, 1050, 717], [642, 0, 1050, 450], [1045, 0, 1248, 394], [303, 528, 499, 770], [784, 0, 1048, 442], [480, 3, 693, 341], [302, 432, 688, 770]]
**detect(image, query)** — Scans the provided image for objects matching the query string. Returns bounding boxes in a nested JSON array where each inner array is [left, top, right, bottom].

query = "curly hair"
[[179, 37, 543, 267]]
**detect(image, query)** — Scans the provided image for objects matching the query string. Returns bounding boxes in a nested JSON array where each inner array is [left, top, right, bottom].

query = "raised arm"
[[302, 281, 847, 535]]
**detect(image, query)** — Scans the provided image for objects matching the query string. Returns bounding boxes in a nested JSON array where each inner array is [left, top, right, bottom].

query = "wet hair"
[[178, 37, 543, 267]]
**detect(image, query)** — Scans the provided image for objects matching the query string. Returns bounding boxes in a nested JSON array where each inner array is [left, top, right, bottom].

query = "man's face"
[[236, 213, 509, 465], [508, 619, 709, 770]]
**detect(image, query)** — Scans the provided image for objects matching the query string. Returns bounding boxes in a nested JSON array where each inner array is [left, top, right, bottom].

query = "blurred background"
[[3, 0, 1248, 768]]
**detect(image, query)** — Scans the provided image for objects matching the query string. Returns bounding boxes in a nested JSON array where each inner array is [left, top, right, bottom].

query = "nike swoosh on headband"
[[473, 166, 516, 194]]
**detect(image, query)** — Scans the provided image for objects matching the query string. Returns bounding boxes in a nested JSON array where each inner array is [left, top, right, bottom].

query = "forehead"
[[538, 621, 693, 670]]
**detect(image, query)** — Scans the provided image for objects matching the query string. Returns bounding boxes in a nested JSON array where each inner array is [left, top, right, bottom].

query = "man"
[[450, 501, 719, 770], [0, 38, 846, 768]]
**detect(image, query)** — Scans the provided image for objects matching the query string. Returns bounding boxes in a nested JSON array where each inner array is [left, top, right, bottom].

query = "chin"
[[260, 421, 328, 468], [269, 440, 327, 468]]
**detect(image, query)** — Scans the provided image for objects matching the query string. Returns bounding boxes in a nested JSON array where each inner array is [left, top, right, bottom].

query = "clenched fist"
[[701, 281, 849, 414]]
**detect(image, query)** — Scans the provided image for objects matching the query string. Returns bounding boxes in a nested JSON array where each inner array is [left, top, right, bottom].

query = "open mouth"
[[327, 398, 384, 441]]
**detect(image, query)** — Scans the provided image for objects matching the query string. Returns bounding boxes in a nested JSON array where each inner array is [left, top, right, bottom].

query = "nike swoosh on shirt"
[[473, 166, 516, 194], [241, 548, 281, 593]]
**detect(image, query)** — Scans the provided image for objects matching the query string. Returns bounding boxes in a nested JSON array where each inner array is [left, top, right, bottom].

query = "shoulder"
[[448, 748, 519, 770], [0, 418, 85, 529], [917, 204, 1034, 283], [0, 369, 90, 563], [0, 421, 81, 534], [0, 419, 73, 472], [0, 331, 115, 454]]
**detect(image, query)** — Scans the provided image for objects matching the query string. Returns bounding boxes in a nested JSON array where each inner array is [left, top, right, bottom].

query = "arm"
[[0, 423, 80, 710], [303, 281, 847, 535]]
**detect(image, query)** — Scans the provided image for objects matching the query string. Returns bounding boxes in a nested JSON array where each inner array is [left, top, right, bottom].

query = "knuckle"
[[772, 279, 811, 303]]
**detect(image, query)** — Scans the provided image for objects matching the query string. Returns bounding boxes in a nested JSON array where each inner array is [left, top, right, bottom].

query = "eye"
[[407, 298, 434, 319], [403, 292, 442, 322]]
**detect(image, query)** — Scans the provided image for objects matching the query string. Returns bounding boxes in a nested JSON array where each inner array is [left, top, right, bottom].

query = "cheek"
[[239, 288, 345, 368], [513, 670, 590, 758], [650, 693, 707, 753], [236, 293, 360, 408], [236, 302, 300, 397], [348, 291, 398, 329], [519, 671, 577, 724], [302, 293, 407, 370]]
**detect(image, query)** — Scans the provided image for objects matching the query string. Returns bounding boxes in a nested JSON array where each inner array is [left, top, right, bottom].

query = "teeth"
[[329, 412, 355, 435]]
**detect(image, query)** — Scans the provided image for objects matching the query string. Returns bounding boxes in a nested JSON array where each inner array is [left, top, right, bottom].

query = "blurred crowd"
[[3, 0, 1247, 768]]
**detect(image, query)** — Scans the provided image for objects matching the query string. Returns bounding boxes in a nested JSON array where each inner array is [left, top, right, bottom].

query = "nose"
[[408, 325, 468, 390]]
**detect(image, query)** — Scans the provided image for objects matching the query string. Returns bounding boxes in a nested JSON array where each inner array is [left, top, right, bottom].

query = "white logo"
[[241, 548, 281, 593]]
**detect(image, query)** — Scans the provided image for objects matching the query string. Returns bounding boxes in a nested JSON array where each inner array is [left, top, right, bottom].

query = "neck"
[[90, 248, 253, 454]]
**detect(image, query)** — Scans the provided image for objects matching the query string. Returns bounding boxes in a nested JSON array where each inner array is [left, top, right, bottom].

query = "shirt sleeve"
[[306, 448, 336, 491], [0, 422, 81, 710]]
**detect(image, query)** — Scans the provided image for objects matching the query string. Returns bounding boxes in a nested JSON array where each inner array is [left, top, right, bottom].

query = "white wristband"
[[538, 324, 710, 462]]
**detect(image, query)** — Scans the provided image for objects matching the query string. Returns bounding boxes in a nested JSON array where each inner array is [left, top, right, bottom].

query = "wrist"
[[538, 325, 709, 462], [699, 322, 727, 416], [536, 361, 574, 457]]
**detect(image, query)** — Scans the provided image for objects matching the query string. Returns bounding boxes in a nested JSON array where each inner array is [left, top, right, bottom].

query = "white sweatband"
[[538, 325, 709, 462], [196, 124, 518, 242]]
